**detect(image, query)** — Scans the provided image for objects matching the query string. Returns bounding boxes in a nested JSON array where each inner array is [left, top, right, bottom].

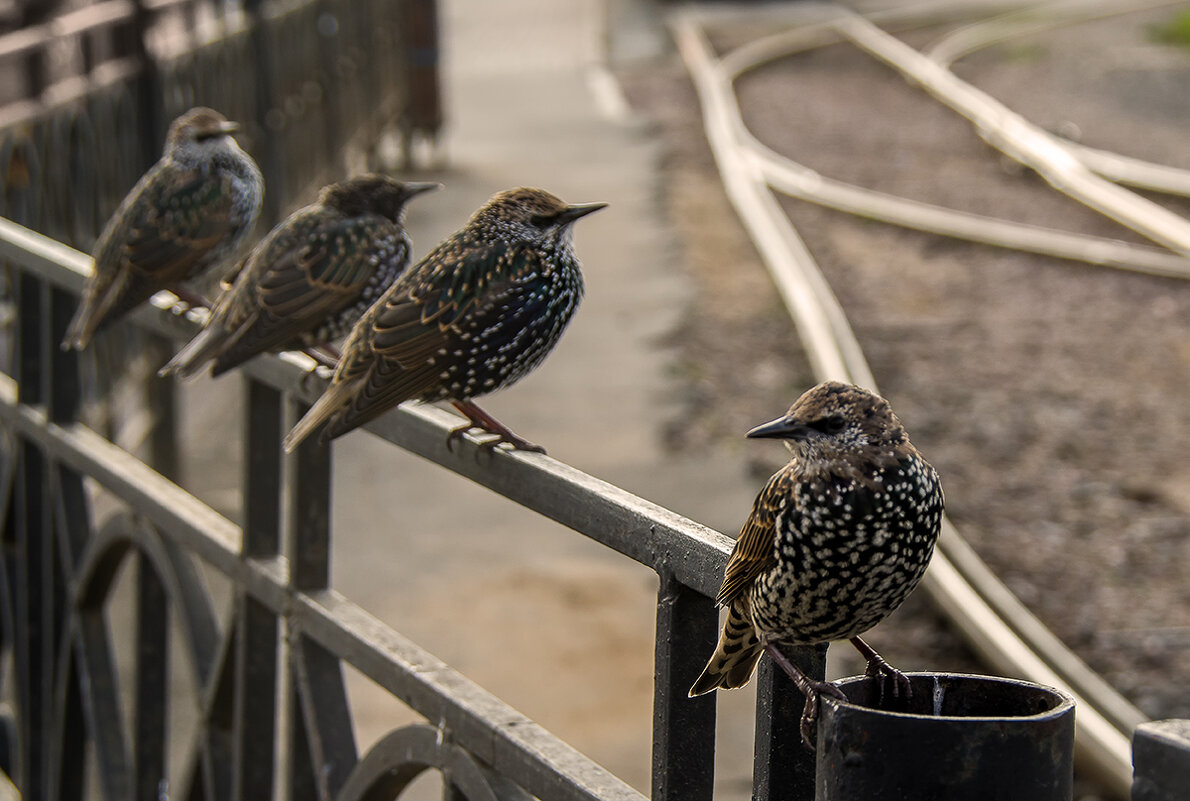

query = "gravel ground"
[[618, 1, 1190, 742]]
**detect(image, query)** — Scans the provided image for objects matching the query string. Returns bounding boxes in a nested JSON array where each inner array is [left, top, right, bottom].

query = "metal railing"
[[0, 215, 836, 800], [0, 0, 442, 244], [0, 0, 443, 491]]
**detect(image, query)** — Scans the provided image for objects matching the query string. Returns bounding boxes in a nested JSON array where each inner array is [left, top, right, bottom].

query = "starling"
[[283, 187, 605, 454], [159, 175, 440, 379], [689, 381, 944, 746], [62, 107, 263, 351]]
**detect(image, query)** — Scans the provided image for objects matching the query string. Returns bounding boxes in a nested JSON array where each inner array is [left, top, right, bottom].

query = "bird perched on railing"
[[158, 175, 440, 379], [62, 107, 263, 351], [689, 381, 944, 747], [283, 186, 605, 454]]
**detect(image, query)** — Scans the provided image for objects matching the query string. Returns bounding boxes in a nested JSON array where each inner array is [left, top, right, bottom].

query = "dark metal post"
[[287, 399, 332, 592], [233, 595, 278, 801], [133, 554, 168, 801], [236, 377, 283, 801], [753, 642, 825, 801], [244, 0, 284, 225], [290, 635, 357, 800], [1132, 720, 1190, 801], [816, 673, 1075, 801], [317, 0, 342, 170], [47, 286, 80, 424], [397, 0, 442, 167], [245, 378, 283, 558], [13, 269, 47, 801], [651, 571, 717, 801], [145, 337, 181, 482], [129, 0, 163, 170]]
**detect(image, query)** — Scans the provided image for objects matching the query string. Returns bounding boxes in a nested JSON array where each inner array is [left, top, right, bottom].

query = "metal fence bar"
[[133, 550, 168, 801], [753, 644, 825, 801], [245, 378, 283, 558], [233, 595, 278, 801], [1132, 721, 1190, 801], [650, 571, 717, 801], [290, 634, 358, 800], [287, 401, 333, 593], [0, 217, 737, 800], [0, 371, 647, 801]]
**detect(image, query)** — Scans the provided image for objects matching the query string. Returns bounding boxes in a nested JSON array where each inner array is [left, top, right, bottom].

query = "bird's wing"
[[219, 216, 408, 375], [347, 241, 538, 399], [121, 166, 241, 284], [715, 466, 792, 607], [256, 214, 397, 324]]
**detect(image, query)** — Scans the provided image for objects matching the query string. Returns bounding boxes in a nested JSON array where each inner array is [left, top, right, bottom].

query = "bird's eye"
[[528, 213, 553, 228], [812, 416, 847, 434]]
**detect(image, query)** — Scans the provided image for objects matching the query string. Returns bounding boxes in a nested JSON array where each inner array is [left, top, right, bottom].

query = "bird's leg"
[[850, 636, 912, 702], [302, 344, 341, 370], [448, 401, 546, 454], [294, 345, 339, 393], [763, 639, 847, 749]]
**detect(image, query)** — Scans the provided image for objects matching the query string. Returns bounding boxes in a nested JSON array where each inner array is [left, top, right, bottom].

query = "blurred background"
[[2, 1, 1189, 800]]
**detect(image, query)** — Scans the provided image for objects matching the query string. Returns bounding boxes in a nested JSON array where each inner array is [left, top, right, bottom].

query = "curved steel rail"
[[670, 5, 1178, 793]]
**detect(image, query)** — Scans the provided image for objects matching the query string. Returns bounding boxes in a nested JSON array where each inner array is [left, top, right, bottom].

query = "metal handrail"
[[1, 216, 820, 800]]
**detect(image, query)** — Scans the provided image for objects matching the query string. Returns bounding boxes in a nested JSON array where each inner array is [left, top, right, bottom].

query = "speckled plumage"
[[62, 107, 263, 350], [690, 382, 943, 709], [283, 187, 605, 453], [159, 176, 439, 378]]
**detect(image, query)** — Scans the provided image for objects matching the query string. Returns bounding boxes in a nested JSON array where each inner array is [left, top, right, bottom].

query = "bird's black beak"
[[556, 201, 608, 224], [746, 415, 809, 440], [405, 181, 443, 197]]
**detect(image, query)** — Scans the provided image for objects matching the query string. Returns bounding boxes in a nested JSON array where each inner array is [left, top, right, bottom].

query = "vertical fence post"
[[233, 376, 284, 801], [133, 550, 168, 801], [13, 269, 47, 801], [753, 642, 826, 801], [244, 0, 284, 226], [287, 401, 331, 592], [284, 398, 356, 799], [1132, 721, 1190, 801], [652, 570, 717, 801], [128, 0, 162, 171], [145, 337, 181, 482]]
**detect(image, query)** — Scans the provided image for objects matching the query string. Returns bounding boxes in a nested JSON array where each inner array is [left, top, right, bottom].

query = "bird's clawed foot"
[[796, 677, 848, 748], [763, 641, 847, 749], [850, 636, 912, 704], [446, 401, 546, 455]]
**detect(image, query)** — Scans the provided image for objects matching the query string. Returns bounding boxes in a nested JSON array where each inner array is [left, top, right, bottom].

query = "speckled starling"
[[62, 107, 263, 351], [158, 175, 439, 378], [282, 187, 605, 454], [689, 381, 944, 745]]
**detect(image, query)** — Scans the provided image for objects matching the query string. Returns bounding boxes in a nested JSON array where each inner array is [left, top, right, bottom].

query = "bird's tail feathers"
[[61, 304, 95, 351], [688, 602, 763, 696], [158, 326, 227, 379], [283, 385, 346, 453], [61, 270, 130, 351]]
